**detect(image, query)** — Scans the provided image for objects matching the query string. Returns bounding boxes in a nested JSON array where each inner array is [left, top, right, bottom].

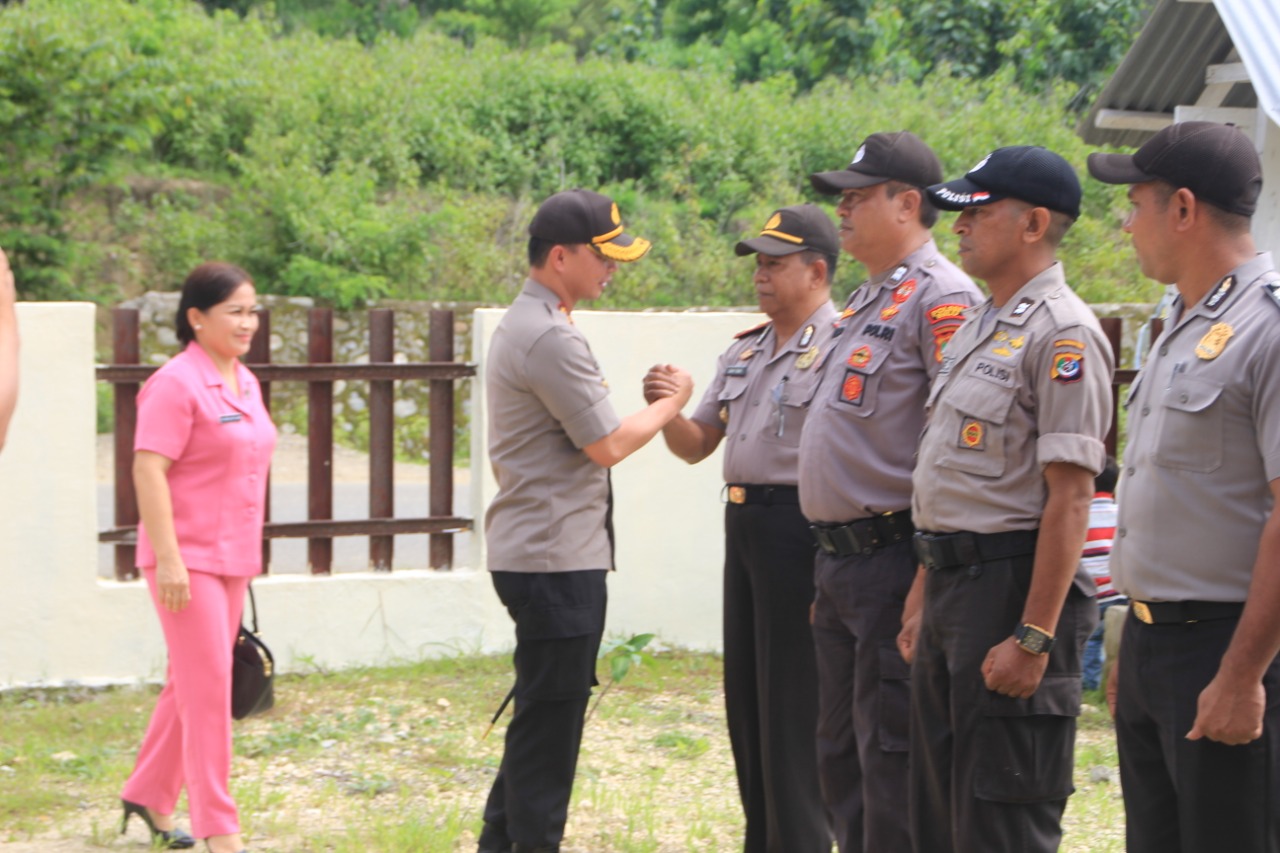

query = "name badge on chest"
[[219, 413, 243, 424]]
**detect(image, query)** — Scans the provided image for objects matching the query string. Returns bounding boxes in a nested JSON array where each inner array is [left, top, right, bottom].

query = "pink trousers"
[[122, 568, 251, 838]]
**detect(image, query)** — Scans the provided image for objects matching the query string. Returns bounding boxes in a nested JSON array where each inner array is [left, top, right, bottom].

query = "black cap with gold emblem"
[[734, 204, 839, 257], [528, 189, 652, 262]]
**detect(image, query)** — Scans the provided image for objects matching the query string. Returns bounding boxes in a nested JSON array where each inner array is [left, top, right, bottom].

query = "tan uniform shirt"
[[691, 302, 838, 485], [913, 262, 1113, 534], [1111, 253, 1280, 602], [798, 240, 981, 523], [485, 279, 621, 573]]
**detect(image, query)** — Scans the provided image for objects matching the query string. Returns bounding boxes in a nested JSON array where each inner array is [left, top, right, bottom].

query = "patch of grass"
[[0, 651, 1131, 852], [653, 731, 710, 760]]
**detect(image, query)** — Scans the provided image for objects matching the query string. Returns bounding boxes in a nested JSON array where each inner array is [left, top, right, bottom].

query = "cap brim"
[[809, 169, 888, 195], [597, 232, 651, 263], [926, 177, 1006, 211], [1086, 152, 1153, 185], [734, 235, 810, 257]]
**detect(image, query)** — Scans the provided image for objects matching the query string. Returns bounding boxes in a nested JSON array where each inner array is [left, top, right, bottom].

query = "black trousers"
[[909, 551, 1094, 853], [724, 502, 830, 853], [811, 539, 914, 853], [481, 570, 607, 850], [1117, 609, 1280, 853]]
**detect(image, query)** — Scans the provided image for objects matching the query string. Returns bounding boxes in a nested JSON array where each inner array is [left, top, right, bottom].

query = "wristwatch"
[[1013, 623, 1056, 656]]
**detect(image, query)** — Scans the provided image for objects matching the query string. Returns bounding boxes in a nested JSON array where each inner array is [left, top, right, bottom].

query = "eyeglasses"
[[588, 245, 616, 265]]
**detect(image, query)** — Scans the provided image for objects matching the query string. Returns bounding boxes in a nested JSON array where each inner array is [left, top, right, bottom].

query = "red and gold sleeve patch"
[[931, 322, 962, 363], [928, 304, 968, 324]]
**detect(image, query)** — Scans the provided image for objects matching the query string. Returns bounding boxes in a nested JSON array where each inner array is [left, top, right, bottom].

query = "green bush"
[[0, 0, 1160, 311]]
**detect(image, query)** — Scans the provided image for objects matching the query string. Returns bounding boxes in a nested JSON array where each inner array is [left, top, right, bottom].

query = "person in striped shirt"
[[1081, 457, 1123, 690]]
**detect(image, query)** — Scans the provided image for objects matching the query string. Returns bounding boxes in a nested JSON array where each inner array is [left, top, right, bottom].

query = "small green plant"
[[586, 632, 656, 722]]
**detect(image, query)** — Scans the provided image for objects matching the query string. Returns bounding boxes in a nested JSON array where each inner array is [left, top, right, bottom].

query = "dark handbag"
[[231, 586, 274, 720]]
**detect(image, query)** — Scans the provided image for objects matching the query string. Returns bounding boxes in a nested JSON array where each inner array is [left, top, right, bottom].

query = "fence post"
[[429, 309, 455, 570], [368, 309, 395, 571], [112, 308, 140, 581], [247, 309, 272, 573], [308, 308, 334, 575]]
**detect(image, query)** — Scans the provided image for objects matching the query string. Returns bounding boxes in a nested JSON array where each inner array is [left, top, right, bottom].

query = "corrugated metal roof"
[[1079, 0, 1277, 148]]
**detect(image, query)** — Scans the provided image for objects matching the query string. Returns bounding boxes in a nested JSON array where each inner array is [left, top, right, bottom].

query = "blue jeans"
[[1082, 596, 1126, 690]]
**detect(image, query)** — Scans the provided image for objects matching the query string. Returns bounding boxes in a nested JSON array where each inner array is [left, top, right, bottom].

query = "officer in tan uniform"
[[480, 189, 694, 853], [801, 131, 981, 853], [644, 204, 836, 853], [1089, 121, 1280, 852], [902, 147, 1113, 853]]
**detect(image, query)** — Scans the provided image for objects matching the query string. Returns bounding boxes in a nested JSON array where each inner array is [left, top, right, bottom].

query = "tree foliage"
[[0, 0, 1156, 308]]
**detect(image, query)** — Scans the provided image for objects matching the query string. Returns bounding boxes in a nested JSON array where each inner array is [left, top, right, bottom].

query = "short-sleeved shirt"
[[798, 240, 981, 522], [1110, 253, 1280, 602], [690, 302, 837, 485], [913, 262, 1113, 536], [485, 279, 621, 573], [135, 341, 277, 576]]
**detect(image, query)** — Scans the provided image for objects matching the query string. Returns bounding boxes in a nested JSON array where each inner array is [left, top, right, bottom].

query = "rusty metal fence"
[[97, 306, 475, 580]]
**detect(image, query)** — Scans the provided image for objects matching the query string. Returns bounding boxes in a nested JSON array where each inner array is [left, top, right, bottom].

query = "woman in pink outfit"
[[120, 262, 276, 853]]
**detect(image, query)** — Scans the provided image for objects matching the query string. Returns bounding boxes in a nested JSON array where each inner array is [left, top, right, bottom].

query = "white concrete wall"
[[472, 308, 764, 653], [1, 303, 755, 689]]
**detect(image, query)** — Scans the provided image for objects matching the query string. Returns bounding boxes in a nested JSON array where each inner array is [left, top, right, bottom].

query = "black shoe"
[[512, 846, 558, 853], [120, 799, 197, 850]]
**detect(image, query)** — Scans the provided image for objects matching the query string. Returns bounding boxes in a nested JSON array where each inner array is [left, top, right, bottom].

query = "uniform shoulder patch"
[[734, 321, 770, 339]]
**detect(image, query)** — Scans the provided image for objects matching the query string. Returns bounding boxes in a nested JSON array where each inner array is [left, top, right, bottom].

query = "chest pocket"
[[1154, 374, 1224, 473], [936, 373, 1016, 479], [716, 373, 752, 417], [762, 364, 826, 448], [827, 335, 893, 418]]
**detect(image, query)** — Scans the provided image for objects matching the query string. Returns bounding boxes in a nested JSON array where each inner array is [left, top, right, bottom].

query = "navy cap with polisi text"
[[927, 146, 1082, 219], [734, 204, 840, 257], [528, 189, 651, 262], [1087, 121, 1262, 216], [810, 131, 943, 194]]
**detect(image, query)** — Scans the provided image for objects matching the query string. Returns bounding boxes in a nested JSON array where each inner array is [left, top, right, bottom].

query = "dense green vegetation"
[[0, 0, 1159, 309]]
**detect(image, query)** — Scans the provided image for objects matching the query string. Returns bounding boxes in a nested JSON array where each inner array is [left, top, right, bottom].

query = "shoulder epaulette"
[[1264, 280, 1280, 313], [734, 321, 771, 339]]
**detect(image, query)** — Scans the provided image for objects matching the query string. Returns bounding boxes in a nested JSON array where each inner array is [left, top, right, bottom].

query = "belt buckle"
[[728, 486, 747, 505], [1132, 601, 1154, 624]]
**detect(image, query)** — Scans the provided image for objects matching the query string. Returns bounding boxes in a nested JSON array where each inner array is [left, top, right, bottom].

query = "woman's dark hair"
[[175, 262, 253, 346]]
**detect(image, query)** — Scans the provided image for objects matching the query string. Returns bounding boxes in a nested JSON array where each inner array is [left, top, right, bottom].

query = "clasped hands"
[[643, 363, 694, 406]]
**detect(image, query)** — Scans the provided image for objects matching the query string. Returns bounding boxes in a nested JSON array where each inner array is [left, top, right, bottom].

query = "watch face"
[[1016, 625, 1053, 655]]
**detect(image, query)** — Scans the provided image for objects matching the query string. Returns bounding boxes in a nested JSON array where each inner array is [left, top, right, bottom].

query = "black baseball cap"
[[928, 146, 1083, 219], [734, 204, 840, 257], [1087, 121, 1262, 216], [528, 189, 651, 262], [810, 131, 943, 194]]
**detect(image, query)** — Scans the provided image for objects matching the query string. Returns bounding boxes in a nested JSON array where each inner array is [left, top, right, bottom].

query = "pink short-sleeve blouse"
[[134, 341, 277, 576]]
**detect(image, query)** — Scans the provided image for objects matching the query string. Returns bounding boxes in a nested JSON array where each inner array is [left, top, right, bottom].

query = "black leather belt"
[[725, 484, 799, 506], [1130, 600, 1243, 625], [914, 529, 1038, 570], [811, 511, 914, 557]]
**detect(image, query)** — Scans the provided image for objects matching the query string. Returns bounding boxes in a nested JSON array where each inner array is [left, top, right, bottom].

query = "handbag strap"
[[245, 584, 260, 634]]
